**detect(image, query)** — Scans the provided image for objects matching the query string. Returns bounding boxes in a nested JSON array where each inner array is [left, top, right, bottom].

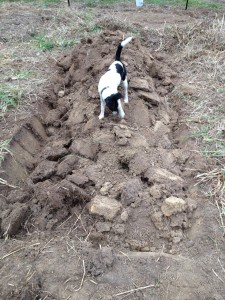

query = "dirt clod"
[[121, 178, 142, 206], [1, 203, 29, 236], [87, 195, 122, 220], [30, 160, 57, 183], [161, 196, 187, 217]]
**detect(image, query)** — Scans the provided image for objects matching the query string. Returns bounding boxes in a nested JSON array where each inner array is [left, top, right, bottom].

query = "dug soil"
[[0, 3, 225, 300]]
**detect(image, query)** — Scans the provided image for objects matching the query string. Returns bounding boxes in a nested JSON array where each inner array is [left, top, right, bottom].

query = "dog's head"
[[105, 93, 123, 112]]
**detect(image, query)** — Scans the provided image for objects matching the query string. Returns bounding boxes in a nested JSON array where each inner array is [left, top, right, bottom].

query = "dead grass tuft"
[[96, 14, 139, 33]]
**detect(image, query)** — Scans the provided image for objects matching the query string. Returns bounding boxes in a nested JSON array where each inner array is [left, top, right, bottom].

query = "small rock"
[[145, 167, 184, 186], [88, 84, 99, 99], [151, 211, 164, 230], [87, 195, 122, 220], [100, 182, 113, 196], [171, 230, 183, 244], [149, 185, 162, 199], [113, 224, 125, 235], [141, 246, 150, 252], [161, 196, 187, 217], [58, 90, 65, 97], [121, 210, 129, 222], [96, 222, 112, 233]]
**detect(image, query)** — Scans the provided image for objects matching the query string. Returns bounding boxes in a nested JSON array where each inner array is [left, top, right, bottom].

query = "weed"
[[0, 139, 11, 162], [0, 90, 19, 115], [34, 35, 55, 51]]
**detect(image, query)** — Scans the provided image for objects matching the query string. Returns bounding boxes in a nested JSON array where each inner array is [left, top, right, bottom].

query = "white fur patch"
[[98, 37, 132, 119]]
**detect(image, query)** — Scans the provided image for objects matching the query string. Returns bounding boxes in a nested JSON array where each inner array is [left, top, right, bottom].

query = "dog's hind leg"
[[123, 78, 129, 103], [99, 96, 105, 120]]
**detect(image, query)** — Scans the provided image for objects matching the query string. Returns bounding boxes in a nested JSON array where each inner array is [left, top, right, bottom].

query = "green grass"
[[0, 0, 223, 9], [0, 90, 19, 115], [146, 0, 223, 9], [0, 0, 61, 3], [75, 0, 224, 9], [34, 35, 55, 51], [34, 34, 81, 50], [191, 126, 225, 158]]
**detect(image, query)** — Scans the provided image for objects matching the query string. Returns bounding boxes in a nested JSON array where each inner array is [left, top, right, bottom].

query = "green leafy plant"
[[35, 35, 55, 51]]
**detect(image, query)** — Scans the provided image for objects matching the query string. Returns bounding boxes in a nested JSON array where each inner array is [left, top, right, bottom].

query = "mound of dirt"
[[0, 31, 224, 299]]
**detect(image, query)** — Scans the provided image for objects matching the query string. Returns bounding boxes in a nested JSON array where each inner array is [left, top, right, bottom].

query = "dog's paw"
[[99, 114, 104, 120], [112, 111, 118, 115], [124, 99, 129, 104], [119, 111, 125, 118]]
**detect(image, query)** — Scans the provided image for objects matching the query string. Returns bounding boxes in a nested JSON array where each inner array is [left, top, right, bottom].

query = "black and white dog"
[[98, 37, 132, 120]]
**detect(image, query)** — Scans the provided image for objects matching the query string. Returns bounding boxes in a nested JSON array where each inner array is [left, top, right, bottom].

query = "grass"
[[0, 89, 21, 116], [34, 34, 80, 51], [0, 0, 61, 3], [0, 139, 11, 162], [73, 0, 224, 9], [161, 16, 225, 228], [34, 35, 56, 51], [0, 0, 224, 9]]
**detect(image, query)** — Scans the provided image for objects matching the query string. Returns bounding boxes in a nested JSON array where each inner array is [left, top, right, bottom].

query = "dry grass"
[[159, 16, 225, 230], [161, 16, 225, 147]]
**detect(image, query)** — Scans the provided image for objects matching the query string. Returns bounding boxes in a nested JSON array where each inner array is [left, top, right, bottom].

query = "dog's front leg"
[[99, 96, 105, 120], [123, 78, 129, 103], [117, 99, 125, 118]]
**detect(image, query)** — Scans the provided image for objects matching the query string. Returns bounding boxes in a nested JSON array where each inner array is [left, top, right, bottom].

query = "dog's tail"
[[115, 37, 132, 61]]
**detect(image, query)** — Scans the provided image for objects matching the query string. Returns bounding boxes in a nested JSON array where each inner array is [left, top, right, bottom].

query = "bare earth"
[[0, 3, 224, 300]]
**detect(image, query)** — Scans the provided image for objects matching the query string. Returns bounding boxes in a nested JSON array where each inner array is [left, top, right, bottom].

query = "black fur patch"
[[115, 63, 127, 81], [105, 93, 123, 112], [115, 44, 123, 61]]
